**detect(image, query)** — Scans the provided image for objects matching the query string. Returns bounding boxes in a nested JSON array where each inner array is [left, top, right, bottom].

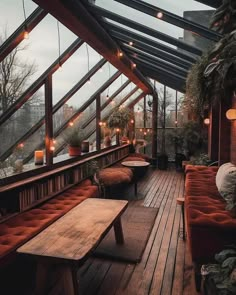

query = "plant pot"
[[81, 141, 89, 153], [175, 153, 186, 171], [104, 136, 111, 147], [157, 154, 168, 170], [69, 146, 81, 156]]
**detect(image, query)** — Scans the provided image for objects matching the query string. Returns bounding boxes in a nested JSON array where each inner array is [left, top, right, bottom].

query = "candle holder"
[[34, 150, 44, 165]]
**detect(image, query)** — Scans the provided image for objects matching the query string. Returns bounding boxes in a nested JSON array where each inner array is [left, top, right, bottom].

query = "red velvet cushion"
[[0, 181, 99, 261], [185, 165, 236, 264]]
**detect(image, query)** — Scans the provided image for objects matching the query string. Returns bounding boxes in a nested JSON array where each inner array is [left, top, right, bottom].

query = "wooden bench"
[[17, 198, 128, 295]]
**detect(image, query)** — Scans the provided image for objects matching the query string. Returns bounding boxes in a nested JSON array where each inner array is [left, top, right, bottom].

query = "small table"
[[121, 160, 150, 197], [17, 198, 128, 295], [176, 197, 186, 240]]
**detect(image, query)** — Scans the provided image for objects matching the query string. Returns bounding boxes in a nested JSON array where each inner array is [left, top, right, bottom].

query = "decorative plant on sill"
[[63, 124, 85, 156], [107, 106, 133, 138]]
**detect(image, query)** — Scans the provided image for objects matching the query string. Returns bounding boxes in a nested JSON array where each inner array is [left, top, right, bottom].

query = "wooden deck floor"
[[77, 167, 202, 295]]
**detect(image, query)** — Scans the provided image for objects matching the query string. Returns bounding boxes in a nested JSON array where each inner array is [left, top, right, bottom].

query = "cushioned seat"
[[185, 164, 236, 290], [98, 167, 133, 186], [0, 179, 98, 263]]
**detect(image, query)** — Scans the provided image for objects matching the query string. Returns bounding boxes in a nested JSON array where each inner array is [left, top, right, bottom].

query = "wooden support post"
[[152, 92, 158, 165], [208, 102, 219, 162], [45, 75, 53, 166], [219, 99, 231, 165]]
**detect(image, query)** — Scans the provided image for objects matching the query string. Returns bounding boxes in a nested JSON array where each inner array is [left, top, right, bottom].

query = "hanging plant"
[[210, 0, 236, 34], [107, 107, 133, 132], [185, 51, 212, 117]]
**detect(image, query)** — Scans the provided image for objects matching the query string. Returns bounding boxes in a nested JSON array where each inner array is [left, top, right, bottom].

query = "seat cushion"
[[216, 162, 236, 210]]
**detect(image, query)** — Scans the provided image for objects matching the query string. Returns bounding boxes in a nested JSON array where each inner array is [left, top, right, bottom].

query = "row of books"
[[13, 146, 131, 212]]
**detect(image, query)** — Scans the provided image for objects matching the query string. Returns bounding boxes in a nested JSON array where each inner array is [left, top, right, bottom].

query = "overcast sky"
[[0, 0, 213, 109]]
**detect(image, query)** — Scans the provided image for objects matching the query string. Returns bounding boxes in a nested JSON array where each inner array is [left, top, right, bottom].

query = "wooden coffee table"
[[121, 160, 150, 197], [17, 198, 128, 295]]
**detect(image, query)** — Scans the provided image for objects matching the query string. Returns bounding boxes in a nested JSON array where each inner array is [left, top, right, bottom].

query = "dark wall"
[[230, 98, 236, 165]]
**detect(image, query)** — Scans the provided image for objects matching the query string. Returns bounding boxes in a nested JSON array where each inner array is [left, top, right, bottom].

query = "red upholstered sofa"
[[185, 165, 236, 290], [0, 179, 98, 266]]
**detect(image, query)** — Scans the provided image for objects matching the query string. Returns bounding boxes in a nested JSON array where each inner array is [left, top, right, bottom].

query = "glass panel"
[[15, 15, 77, 90], [0, 0, 37, 38], [95, 0, 214, 51], [100, 74, 128, 105], [52, 44, 101, 105], [0, 86, 44, 156]]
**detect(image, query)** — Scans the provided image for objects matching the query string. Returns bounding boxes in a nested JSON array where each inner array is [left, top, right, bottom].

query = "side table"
[[176, 197, 186, 240]]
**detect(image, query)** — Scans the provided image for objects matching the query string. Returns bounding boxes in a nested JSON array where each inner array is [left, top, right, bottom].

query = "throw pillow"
[[216, 162, 236, 210]]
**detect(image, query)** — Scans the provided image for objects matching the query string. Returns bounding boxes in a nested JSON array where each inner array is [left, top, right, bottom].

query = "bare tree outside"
[[0, 28, 41, 173], [0, 29, 36, 114]]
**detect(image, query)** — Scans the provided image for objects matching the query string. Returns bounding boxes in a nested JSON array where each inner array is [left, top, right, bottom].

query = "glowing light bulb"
[[69, 121, 74, 127], [129, 41, 133, 46], [99, 122, 103, 127], [118, 51, 123, 57], [23, 30, 29, 39], [157, 12, 163, 19], [132, 63, 136, 69]]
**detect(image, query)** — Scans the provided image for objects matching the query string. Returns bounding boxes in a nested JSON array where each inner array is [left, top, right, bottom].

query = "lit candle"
[[34, 150, 44, 165]]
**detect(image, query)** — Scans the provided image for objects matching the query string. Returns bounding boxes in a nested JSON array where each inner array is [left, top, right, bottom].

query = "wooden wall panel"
[[218, 99, 231, 165]]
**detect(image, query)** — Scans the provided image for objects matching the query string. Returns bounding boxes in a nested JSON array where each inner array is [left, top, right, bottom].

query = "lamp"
[[204, 118, 210, 125], [226, 109, 236, 120]]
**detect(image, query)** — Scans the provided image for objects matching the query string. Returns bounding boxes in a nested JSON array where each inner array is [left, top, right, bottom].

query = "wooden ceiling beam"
[[32, 0, 153, 94]]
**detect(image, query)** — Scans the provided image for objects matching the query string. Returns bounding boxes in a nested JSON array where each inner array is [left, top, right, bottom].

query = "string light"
[[131, 119, 134, 124], [118, 51, 123, 57], [85, 43, 90, 83], [132, 63, 136, 69], [18, 143, 24, 148], [69, 121, 74, 127], [106, 63, 111, 98], [57, 21, 62, 70], [22, 0, 29, 39], [157, 11, 163, 19], [99, 55, 103, 72], [129, 41, 133, 46]]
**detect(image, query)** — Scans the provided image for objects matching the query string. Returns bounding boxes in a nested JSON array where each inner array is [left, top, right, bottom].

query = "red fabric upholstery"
[[185, 165, 236, 264], [98, 167, 133, 186], [0, 179, 98, 262]]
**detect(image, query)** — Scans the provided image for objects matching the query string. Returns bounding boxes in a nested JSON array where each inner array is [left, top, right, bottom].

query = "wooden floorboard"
[[76, 167, 202, 295]]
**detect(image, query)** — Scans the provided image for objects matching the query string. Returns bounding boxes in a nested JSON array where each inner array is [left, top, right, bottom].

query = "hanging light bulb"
[[118, 51, 123, 57], [23, 28, 29, 39], [157, 11, 163, 19], [106, 94, 109, 99], [132, 63, 136, 69], [69, 121, 74, 127], [129, 41, 133, 46], [22, 1, 29, 39]]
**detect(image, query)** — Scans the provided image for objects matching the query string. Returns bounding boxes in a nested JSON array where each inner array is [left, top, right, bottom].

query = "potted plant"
[[63, 125, 84, 156], [107, 106, 133, 137]]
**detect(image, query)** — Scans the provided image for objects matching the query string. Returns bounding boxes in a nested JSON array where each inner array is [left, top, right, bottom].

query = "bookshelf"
[[0, 145, 130, 222]]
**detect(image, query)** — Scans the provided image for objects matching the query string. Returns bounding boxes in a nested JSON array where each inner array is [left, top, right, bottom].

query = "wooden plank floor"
[[76, 167, 203, 295]]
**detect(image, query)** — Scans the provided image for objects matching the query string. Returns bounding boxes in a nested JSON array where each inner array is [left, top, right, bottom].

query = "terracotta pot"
[[69, 146, 81, 156]]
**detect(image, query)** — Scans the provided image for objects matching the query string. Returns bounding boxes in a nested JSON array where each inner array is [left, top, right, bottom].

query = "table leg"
[[35, 261, 79, 295], [134, 181, 137, 196], [113, 217, 124, 244]]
